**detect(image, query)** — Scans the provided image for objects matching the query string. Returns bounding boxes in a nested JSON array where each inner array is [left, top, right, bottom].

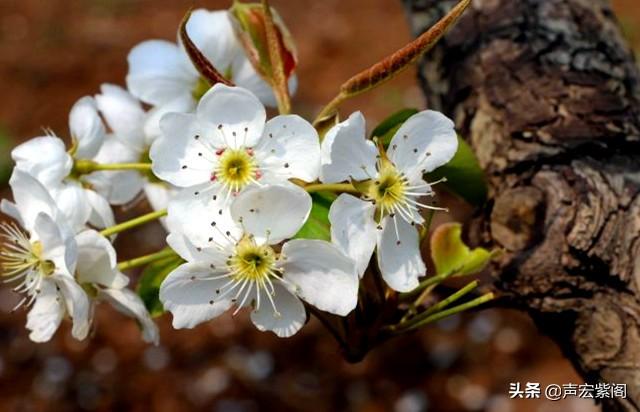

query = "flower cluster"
[[0, 5, 462, 345]]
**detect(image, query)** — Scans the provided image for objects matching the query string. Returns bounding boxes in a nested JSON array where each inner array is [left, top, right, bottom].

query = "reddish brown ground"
[[0, 1, 638, 411]]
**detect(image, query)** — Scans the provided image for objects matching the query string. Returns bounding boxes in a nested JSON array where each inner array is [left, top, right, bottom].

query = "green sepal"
[[136, 250, 184, 317]]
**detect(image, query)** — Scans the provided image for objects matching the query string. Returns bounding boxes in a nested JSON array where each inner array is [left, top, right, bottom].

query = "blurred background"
[[0, 1, 638, 411]]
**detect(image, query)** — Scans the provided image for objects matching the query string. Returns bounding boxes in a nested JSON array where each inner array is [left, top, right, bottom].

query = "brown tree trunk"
[[403, 0, 640, 410]]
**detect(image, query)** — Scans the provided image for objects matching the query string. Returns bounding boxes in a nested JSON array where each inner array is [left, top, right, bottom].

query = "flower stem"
[[390, 292, 494, 334], [394, 280, 480, 332], [74, 159, 152, 174], [117, 248, 178, 271], [312, 92, 348, 127], [304, 182, 359, 194], [99, 209, 167, 237]]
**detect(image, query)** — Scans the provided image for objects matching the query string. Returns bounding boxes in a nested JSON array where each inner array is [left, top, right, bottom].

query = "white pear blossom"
[[85, 83, 188, 212], [126, 8, 295, 109], [0, 170, 90, 342], [151, 83, 320, 222], [320, 111, 458, 292], [75, 230, 159, 344], [11, 96, 114, 231], [160, 185, 358, 337]]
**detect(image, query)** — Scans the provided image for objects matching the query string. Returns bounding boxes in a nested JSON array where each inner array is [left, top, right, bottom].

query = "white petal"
[[376, 216, 425, 292], [50, 182, 92, 231], [150, 112, 219, 187], [7, 169, 57, 232], [86, 137, 145, 205], [84, 189, 115, 230], [69, 96, 106, 159], [231, 56, 277, 107], [255, 115, 320, 182], [126, 40, 196, 106], [281, 239, 358, 316], [143, 182, 173, 213], [33, 213, 75, 274], [231, 185, 311, 245], [320, 112, 378, 183], [144, 95, 196, 146], [166, 184, 241, 250], [75, 230, 128, 288], [12, 136, 73, 186], [0, 200, 24, 227], [185, 9, 238, 73], [329, 194, 377, 278], [166, 232, 229, 266], [26, 279, 65, 342], [250, 281, 306, 338], [99, 288, 159, 345], [159, 262, 234, 329], [95, 84, 146, 152], [53, 273, 91, 340], [387, 110, 458, 179], [196, 84, 266, 148]]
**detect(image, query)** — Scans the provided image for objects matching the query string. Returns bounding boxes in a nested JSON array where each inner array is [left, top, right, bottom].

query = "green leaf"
[[430, 222, 494, 277], [370, 108, 418, 146], [293, 192, 335, 241], [427, 136, 487, 206], [136, 251, 183, 317]]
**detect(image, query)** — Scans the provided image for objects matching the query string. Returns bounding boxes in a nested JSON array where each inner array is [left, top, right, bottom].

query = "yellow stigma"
[[368, 161, 407, 214], [215, 148, 258, 192], [229, 236, 277, 282]]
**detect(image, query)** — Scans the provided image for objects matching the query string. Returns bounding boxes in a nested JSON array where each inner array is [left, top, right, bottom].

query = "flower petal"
[[281, 239, 358, 316], [376, 216, 425, 292], [329, 194, 377, 278], [86, 137, 145, 205], [159, 262, 234, 329], [95, 84, 146, 152], [69, 96, 106, 159], [150, 112, 219, 187], [75, 230, 128, 289], [231, 185, 311, 245], [255, 115, 320, 182], [12, 136, 73, 187], [0, 200, 24, 227], [126, 39, 196, 106], [387, 110, 458, 179], [33, 212, 75, 274], [53, 273, 91, 340], [99, 288, 159, 345], [320, 112, 377, 183], [166, 184, 241, 250], [196, 84, 266, 148], [84, 189, 116, 230], [143, 183, 173, 213], [7, 169, 58, 232], [166, 232, 229, 266], [144, 95, 196, 146], [185, 9, 239, 73], [50, 182, 92, 231], [26, 279, 65, 342], [250, 281, 306, 338]]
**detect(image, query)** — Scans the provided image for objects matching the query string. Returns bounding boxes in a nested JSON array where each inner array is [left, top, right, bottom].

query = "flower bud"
[[229, 1, 297, 84]]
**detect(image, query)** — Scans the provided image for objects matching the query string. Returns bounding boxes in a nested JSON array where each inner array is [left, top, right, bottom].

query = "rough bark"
[[403, 0, 640, 410]]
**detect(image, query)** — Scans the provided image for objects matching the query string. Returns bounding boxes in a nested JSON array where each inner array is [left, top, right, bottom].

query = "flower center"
[[229, 236, 277, 282], [214, 148, 258, 193], [368, 162, 407, 215], [0, 223, 56, 310]]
